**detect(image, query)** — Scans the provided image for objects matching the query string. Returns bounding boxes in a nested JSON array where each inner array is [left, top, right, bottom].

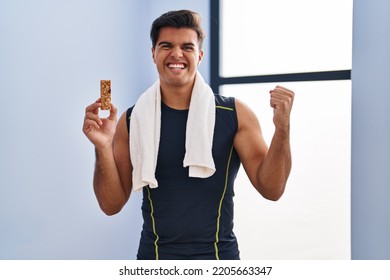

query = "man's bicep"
[[233, 98, 268, 187]]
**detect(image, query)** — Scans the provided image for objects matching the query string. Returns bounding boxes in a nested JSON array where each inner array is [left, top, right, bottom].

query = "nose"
[[170, 45, 183, 59]]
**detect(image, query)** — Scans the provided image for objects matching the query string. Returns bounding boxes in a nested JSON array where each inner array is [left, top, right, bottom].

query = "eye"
[[182, 45, 196, 52], [160, 44, 172, 50]]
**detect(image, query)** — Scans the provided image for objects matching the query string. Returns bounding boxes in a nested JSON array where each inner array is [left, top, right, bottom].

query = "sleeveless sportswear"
[[126, 95, 241, 260]]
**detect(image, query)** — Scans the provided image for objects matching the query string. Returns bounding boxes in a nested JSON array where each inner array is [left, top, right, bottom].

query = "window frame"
[[209, 0, 351, 94]]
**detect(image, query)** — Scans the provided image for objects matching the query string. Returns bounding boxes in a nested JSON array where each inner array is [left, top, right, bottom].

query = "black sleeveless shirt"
[[126, 95, 241, 260]]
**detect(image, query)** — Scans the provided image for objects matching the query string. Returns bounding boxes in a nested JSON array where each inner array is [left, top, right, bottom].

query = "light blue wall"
[[0, 0, 209, 259], [351, 0, 390, 259]]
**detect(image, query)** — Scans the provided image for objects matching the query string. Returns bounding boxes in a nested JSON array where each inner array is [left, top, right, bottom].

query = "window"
[[210, 0, 353, 259]]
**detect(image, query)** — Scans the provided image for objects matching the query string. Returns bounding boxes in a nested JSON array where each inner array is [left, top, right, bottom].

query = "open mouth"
[[168, 63, 186, 70]]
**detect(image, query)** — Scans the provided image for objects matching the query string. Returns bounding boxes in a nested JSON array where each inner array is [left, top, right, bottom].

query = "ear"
[[151, 47, 156, 64], [198, 49, 204, 66]]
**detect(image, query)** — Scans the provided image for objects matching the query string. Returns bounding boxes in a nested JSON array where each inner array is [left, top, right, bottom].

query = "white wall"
[[225, 81, 351, 260]]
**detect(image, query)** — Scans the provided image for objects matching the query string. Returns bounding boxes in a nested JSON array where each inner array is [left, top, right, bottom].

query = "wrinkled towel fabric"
[[129, 71, 216, 192]]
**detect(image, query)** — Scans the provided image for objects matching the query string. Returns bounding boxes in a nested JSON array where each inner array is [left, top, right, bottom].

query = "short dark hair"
[[150, 10, 205, 49]]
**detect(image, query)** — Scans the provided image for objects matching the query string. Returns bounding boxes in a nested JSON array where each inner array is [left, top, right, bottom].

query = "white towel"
[[130, 71, 216, 192]]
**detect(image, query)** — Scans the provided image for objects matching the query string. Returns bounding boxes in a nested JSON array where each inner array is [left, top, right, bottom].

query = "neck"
[[160, 80, 195, 110]]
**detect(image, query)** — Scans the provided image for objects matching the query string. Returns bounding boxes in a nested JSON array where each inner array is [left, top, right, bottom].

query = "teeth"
[[169, 64, 185, 69]]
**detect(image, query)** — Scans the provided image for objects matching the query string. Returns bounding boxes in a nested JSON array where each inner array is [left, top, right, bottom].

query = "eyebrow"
[[157, 41, 196, 47]]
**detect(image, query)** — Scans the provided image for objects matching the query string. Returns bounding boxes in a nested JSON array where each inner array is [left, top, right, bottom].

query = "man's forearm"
[[93, 146, 126, 215], [257, 127, 292, 201]]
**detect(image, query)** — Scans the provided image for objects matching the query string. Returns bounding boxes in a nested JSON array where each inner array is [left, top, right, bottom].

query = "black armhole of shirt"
[[126, 107, 132, 133]]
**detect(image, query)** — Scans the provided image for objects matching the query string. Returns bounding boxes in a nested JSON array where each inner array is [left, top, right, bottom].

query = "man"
[[83, 10, 294, 260]]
